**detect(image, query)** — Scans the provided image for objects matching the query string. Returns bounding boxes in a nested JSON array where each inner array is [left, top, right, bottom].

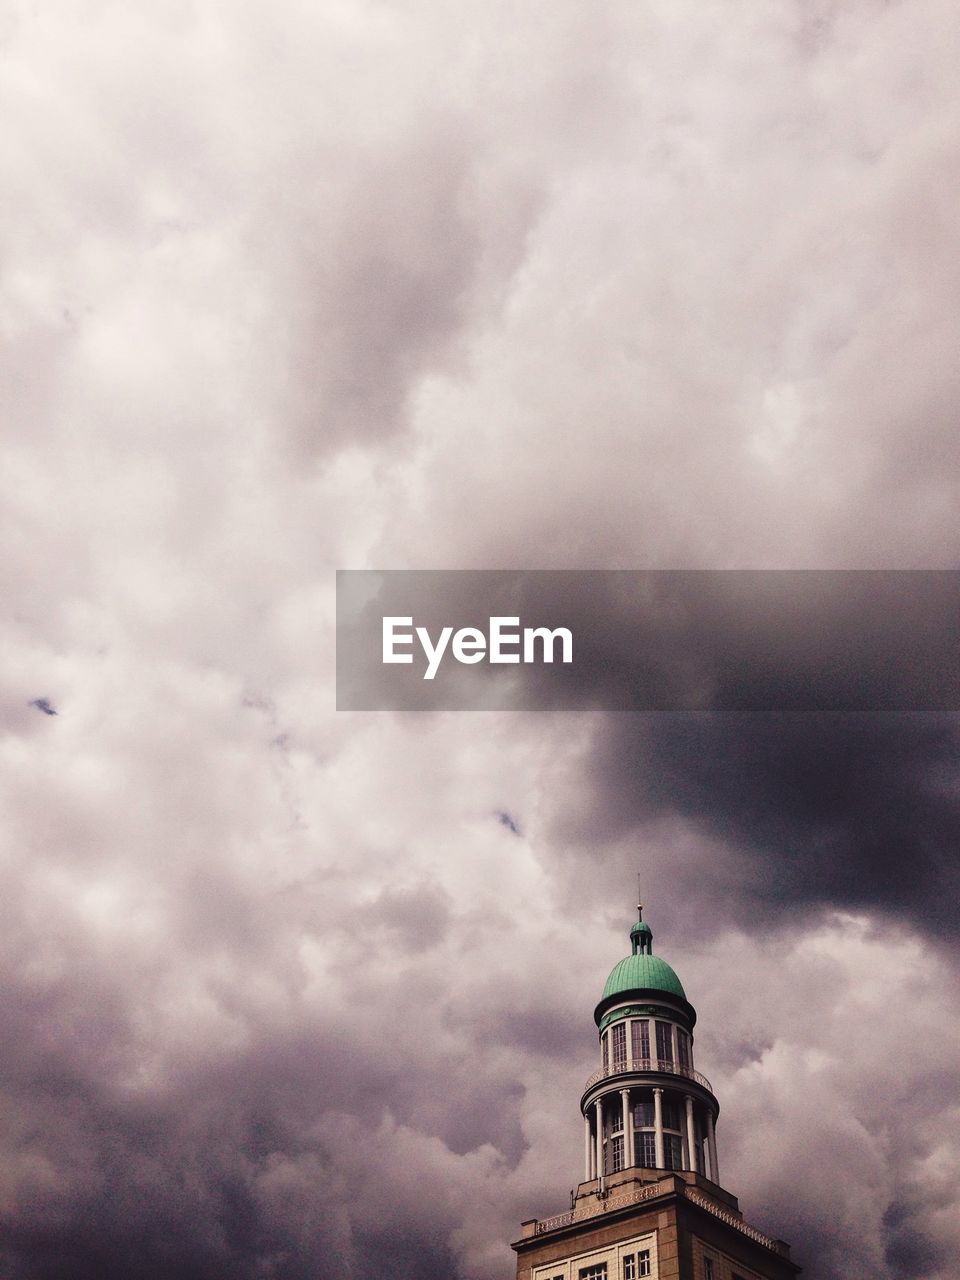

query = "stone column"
[[621, 1088, 631, 1170], [685, 1096, 696, 1172], [705, 1109, 719, 1184], [653, 1087, 665, 1169], [595, 1099, 604, 1180], [584, 1112, 593, 1181]]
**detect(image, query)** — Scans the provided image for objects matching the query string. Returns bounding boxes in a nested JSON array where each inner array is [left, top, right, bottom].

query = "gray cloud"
[[574, 711, 960, 939]]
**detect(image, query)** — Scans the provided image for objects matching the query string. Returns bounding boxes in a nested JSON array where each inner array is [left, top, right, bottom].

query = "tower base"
[[513, 1170, 799, 1280]]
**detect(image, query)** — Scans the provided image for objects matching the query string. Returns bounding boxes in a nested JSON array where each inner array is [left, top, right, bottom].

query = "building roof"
[[600, 951, 687, 1002], [593, 911, 696, 1026]]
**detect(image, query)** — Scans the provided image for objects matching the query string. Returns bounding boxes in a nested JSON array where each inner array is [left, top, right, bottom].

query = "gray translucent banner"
[[336, 570, 960, 711]]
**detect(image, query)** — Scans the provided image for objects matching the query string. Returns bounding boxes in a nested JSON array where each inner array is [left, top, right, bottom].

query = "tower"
[[512, 908, 800, 1280]]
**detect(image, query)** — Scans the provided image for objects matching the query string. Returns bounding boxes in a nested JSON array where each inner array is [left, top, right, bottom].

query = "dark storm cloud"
[[340, 569, 960, 944], [0, 963, 529, 1280], [340, 567, 960, 940], [580, 711, 960, 941], [0, 1073, 346, 1280]]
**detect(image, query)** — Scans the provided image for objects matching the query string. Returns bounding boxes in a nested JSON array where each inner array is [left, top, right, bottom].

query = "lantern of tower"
[[512, 906, 801, 1280], [581, 908, 720, 1186]]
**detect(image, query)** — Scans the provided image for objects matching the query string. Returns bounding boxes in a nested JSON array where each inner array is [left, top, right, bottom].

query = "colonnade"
[[582, 1086, 719, 1184]]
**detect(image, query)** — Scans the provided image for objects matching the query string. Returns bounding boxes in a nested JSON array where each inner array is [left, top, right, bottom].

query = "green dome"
[[601, 952, 686, 1002]]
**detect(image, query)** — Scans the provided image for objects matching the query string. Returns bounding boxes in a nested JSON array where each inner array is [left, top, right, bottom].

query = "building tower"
[[512, 908, 800, 1280]]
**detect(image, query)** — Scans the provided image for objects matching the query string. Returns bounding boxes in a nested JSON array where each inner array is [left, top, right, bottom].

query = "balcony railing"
[[535, 1183, 666, 1234], [582, 1058, 713, 1095], [531, 1181, 788, 1256]]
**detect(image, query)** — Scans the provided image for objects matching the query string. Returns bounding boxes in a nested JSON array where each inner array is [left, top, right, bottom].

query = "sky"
[[2, 2, 960, 1278]]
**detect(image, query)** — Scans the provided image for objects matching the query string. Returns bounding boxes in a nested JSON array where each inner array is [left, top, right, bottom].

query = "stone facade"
[[513, 1171, 799, 1280]]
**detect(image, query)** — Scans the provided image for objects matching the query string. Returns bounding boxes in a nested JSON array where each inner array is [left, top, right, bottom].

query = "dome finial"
[[629, 881, 653, 955]]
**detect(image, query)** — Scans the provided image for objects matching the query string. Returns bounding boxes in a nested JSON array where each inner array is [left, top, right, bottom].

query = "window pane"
[[612, 1022, 627, 1066], [656, 1021, 673, 1063], [677, 1030, 690, 1068], [631, 1019, 650, 1061], [636, 1131, 657, 1168], [633, 1100, 654, 1127], [661, 1097, 681, 1130]]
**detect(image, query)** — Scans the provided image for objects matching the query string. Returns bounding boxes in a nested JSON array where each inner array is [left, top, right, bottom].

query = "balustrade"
[[582, 1058, 713, 1094]]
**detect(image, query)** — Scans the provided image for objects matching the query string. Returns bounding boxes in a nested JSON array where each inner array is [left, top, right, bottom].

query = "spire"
[[630, 888, 653, 955]]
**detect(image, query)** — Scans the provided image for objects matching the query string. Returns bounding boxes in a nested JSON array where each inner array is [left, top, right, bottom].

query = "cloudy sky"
[[3, 2, 960, 1278]]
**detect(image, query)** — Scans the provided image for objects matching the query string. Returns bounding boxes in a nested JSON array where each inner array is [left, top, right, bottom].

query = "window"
[[633, 1097, 654, 1127], [664, 1133, 683, 1170], [602, 1030, 609, 1070], [677, 1029, 690, 1068], [608, 1133, 624, 1173], [632, 1019, 650, 1062], [661, 1096, 681, 1130], [612, 1021, 627, 1067], [655, 1021, 673, 1064], [636, 1130, 657, 1168], [579, 1266, 607, 1280], [704, 1258, 715, 1280], [622, 1251, 650, 1279]]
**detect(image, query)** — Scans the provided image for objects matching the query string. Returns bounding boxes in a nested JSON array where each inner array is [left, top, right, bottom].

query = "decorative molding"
[[684, 1189, 788, 1256], [534, 1182, 668, 1235], [530, 1181, 788, 1259]]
